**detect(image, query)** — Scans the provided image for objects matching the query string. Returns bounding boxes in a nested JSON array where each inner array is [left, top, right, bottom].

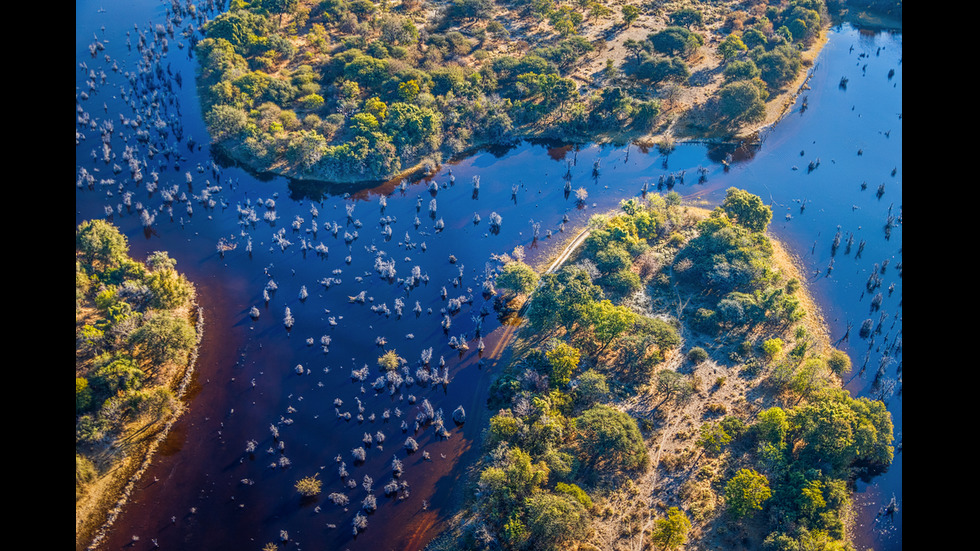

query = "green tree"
[[574, 404, 648, 472], [648, 26, 703, 58], [526, 266, 603, 334], [145, 262, 195, 310], [723, 59, 760, 83], [621, 5, 640, 28], [742, 28, 768, 50], [205, 104, 249, 142], [669, 7, 703, 28], [651, 506, 691, 550], [826, 349, 852, 375], [129, 311, 196, 366], [588, 1, 613, 22], [788, 390, 894, 474], [755, 406, 789, 446], [761, 337, 784, 362], [554, 481, 593, 508], [633, 55, 690, 84], [523, 492, 589, 550], [76, 219, 129, 269], [721, 187, 773, 233], [546, 342, 580, 387], [478, 447, 550, 517], [447, 0, 494, 21], [288, 129, 328, 170], [398, 79, 420, 101], [486, 410, 523, 447], [582, 299, 637, 353], [383, 102, 442, 151], [496, 261, 539, 297], [753, 44, 802, 90], [718, 33, 748, 62], [687, 346, 709, 364], [127, 386, 178, 424], [363, 96, 388, 121], [724, 468, 771, 519], [91, 357, 145, 397], [623, 38, 645, 62], [697, 421, 733, 455], [574, 369, 609, 407], [717, 79, 768, 126], [263, 0, 299, 27], [76, 377, 93, 413], [655, 369, 692, 405], [203, 9, 270, 53]]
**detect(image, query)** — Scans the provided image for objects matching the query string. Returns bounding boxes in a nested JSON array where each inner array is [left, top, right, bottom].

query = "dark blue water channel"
[[76, 1, 901, 549]]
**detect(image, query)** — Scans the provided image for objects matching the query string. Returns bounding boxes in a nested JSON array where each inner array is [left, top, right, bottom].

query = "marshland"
[[76, 1, 901, 550]]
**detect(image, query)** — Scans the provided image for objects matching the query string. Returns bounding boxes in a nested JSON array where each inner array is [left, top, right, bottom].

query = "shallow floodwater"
[[76, 2, 900, 549]]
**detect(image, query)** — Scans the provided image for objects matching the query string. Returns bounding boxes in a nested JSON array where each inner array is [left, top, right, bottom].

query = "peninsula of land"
[[427, 188, 894, 550], [194, 0, 839, 184]]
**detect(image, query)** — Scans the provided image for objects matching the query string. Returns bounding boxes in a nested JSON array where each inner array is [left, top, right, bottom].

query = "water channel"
[[76, 2, 901, 549]]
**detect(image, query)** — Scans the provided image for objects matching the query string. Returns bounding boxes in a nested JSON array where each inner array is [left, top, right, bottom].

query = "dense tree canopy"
[[496, 260, 539, 297], [192, 0, 827, 182], [721, 187, 773, 233], [574, 404, 649, 472], [76, 219, 130, 269], [787, 390, 894, 474], [648, 26, 704, 58], [724, 468, 772, 518], [77, 221, 199, 516], [717, 79, 768, 125]]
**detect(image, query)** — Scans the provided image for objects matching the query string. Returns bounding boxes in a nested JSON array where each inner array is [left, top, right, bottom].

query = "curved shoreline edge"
[[79, 305, 205, 551]]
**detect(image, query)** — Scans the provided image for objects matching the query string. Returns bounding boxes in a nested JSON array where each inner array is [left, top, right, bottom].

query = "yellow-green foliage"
[[76, 220, 198, 498]]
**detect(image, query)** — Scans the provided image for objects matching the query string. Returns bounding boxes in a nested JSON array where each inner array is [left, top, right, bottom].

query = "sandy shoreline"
[[76, 306, 204, 551]]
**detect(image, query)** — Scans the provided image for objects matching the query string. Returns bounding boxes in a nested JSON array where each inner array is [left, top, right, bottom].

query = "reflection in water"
[[76, 3, 899, 549]]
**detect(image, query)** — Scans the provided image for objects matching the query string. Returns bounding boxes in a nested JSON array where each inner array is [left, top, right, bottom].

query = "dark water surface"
[[77, 2, 901, 549]]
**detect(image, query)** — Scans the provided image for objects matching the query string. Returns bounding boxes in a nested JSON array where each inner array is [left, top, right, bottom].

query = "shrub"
[[687, 347, 709, 364], [761, 338, 784, 362], [295, 474, 322, 497], [826, 349, 852, 375], [574, 369, 609, 408], [554, 481, 593, 508]]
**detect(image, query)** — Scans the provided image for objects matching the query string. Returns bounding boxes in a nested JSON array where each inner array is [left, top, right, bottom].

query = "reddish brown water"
[[77, 2, 901, 548]]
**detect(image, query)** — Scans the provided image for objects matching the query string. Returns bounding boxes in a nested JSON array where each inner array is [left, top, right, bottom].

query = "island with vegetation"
[[75, 220, 201, 549], [427, 188, 894, 550], [194, 0, 836, 183]]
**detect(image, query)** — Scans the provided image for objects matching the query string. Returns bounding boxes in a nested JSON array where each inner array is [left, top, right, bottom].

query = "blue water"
[[76, 1, 901, 548]]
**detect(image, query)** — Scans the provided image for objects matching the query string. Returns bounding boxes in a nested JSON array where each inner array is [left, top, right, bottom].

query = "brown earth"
[[429, 205, 842, 550], [75, 304, 202, 551], [439, 0, 830, 146], [583, 231, 835, 551], [255, 0, 830, 183]]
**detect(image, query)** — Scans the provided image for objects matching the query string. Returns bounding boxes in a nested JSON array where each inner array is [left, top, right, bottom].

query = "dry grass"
[[75, 301, 201, 551], [581, 218, 837, 550]]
